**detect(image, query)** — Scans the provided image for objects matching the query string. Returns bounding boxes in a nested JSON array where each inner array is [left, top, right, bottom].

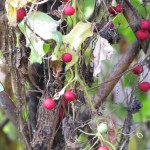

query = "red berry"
[[64, 6, 75, 16], [132, 64, 143, 75], [17, 8, 26, 21], [139, 82, 150, 92], [62, 0, 69, 2], [115, 4, 123, 13], [136, 30, 149, 40], [64, 89, 76, 102], [62, 52, 72, 63], [43, 98, 55, 110], [98, 146, 109, 150], [140, 20, 150, 30], [108, 7, 117, 16]]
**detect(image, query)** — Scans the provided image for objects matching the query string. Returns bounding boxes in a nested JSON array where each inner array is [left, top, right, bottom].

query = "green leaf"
[[3, 122, 18, 141], [62, 21, 93, 51], [77, 133, 88, 144], [18, 11, 62, 63], [133, 99, 150, 122], [83, 0, 95, 19], [131, 0, 150, 18], [113, 14, 136, 42], [122, 72, 136, 87], [0, 83, 4, 92], [43, 43, 50, 53], [84, 48, 92, 66]]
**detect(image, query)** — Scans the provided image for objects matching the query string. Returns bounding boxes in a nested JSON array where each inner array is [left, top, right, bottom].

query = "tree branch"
[[93, 40, 141, 108], [120, 0, 150, 53], [93, 0, 149, 108], [119, 0, 142, 32]]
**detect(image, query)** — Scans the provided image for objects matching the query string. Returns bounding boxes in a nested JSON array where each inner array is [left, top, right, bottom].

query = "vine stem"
[[74, 63, 95, 111], [53, 68, 74, 99], [97, 133, 116, 150], [74, 63, 100, 127]]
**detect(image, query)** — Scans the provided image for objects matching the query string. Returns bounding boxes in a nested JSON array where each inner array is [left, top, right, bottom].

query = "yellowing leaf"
[[5, 0, 34, 26], [62, 22, 93, 51], [5, 4, 17, 26], [18, 11, 62, 63], [6, 0, 33, 8]]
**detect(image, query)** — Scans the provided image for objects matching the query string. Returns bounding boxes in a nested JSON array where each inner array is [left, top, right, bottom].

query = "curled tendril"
[[136, 132, 143, 139]]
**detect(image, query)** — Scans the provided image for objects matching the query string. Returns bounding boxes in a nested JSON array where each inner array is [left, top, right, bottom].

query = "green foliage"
[[133, 97, 150, 122], [77, 133, 93, 150], [3, 122, 18, 141], [3, 0, 150, 149], [80, 0, 95, 20], [131, 0, 150, 17], [113, 14, 136, 42], [77, 133, 88, 144], [18, 11, 62, 63], [84, 47, 91, 66], [62, 21, 93, 69], [122, 72, 136, 87], [62, 21, 93, 51]]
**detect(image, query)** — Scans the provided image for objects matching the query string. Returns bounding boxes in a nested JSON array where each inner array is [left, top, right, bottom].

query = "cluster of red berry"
[[16, 1, 75, 22], [136, 20, 150, 40], [132, 64, 150, 92], [43, 89, 76, 120], [43, 89, 76, 109], [42, 53, 75, 118], [108, 4, 123, 16]]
